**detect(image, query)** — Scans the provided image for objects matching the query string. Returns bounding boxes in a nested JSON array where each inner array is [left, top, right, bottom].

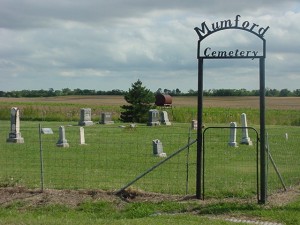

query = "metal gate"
[[202, 126, 259, 201]]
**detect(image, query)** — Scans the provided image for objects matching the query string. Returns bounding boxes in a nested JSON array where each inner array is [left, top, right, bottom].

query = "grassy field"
[[0, 96, 300, 125], [0, 96, 299, 224]]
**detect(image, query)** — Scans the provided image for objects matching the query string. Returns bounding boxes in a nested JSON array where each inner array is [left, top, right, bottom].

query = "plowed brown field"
[[0, 96, 299, 110]]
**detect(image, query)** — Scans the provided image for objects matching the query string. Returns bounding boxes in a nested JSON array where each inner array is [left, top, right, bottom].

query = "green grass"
[[1, 101, 300, 125], [0, 118, 299, 224], [0, 195, 299, 224], [0, 120, 299, 200]]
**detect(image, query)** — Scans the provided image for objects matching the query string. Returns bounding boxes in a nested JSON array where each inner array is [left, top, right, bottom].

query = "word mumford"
[[195, 15, 270, 39]]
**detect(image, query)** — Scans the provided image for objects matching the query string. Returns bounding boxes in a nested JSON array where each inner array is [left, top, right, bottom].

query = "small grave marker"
[[160, 111, 171, 125], [152, 139, 167, 157], [79, 127, 86, 145], [240, 113, 253, 145], [147, 109, 160, 126], [7, 107, 24, 143], [100, 112, 114, 124], [191, 120, 198, 130], [78, 108, 94, 126], [41, 128, 53, 134], [228, 122, 238, 147], [56, 126, 69, 147]]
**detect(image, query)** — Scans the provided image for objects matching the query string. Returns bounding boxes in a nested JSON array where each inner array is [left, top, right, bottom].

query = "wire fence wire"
[[203, 127, 259, 200], [0, 120, 299, 199], [0, 121, 197, 195]]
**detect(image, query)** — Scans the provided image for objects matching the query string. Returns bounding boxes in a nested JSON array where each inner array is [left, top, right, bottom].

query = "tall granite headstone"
[[78, 108, 93, 126], [100, 112, 114, 124], [147, 109, 160, 126], [240, 113, 253, 145], [160, 111, 171, 125], [7, 107, 24, 143], [228, 122, 238, 147], [56, 126, 69, 147]]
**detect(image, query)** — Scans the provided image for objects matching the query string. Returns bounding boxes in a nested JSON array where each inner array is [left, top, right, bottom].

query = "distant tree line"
[[0, 87, 299, 98]]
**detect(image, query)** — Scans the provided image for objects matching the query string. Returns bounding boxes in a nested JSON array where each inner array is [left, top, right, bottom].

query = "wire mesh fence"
[[0, 121, 198, 195], [0, 120, 299, 200], [202, 127, 259, 201]]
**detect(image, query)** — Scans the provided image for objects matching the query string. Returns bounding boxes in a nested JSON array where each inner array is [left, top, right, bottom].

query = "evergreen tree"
[[120, 79, 155, 123]]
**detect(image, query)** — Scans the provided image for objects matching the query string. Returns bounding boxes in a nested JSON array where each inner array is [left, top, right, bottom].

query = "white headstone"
[[191, 120, 198, 130], [228, 122, 238, 147], [152, 139, 167, 157], [160, 111, 171, 125], [240, 113, 253, 145], [78, 108, 94, 126], [147, 109, 160, 126], [79, 127, 86, 145], [100, 112, 114, 124], [7, 107, 24, 143], [56, 126, 69, 147], [41, 128, 53, 134], [285, 133, 288, 141]]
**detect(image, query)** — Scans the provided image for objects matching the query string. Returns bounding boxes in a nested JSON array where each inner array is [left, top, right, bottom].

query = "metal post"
[[39, 124, 44, 192], [196, 57, 204, 199], [259, 57, 266, 203]]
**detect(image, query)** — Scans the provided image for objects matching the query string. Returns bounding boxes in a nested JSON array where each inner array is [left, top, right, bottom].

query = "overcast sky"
[[0, 0, 299, 92]]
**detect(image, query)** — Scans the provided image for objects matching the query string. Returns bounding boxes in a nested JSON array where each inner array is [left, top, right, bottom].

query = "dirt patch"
[[0, 185, 299, 208]]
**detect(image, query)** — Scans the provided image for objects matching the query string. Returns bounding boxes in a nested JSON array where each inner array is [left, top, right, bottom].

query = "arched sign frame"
[[194, 18, 268, 204]]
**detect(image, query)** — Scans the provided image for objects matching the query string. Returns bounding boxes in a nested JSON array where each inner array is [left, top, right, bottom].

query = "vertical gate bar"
[[196, 57, 204, 199], [259, 57, 267, 203]]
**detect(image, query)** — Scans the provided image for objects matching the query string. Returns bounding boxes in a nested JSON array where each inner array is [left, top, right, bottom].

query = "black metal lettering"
[[242, 21, 250, 29], [250, 23, 259, 31], [194, 22, 211, 39], [204, 47, 211, 57], [218, 51, 227, 57], [234, 15, 241, 27], [258, 26, 270, 37]]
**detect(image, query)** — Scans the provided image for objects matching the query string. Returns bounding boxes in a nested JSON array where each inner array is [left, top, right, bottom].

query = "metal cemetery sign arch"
[[194, 15, 269, 204]]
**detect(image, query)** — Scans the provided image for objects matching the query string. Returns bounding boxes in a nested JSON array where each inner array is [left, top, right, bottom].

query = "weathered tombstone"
[[78, 108, 93, 126], [129, 123, 136, 128], [147, 109, 160, 126], [79, 127, 85, 145], [191, 120, 198, 130], [160, 111, 171, 125], [100, 112, 114, 124], [240, 113, 253, 145], [41, 128, 53, 134], [56, 126, 69, 147], [285, 133, 288, 141], [228, 122, 238, 147], [152, 139, 167, 157], [7, 107, 24, 143]]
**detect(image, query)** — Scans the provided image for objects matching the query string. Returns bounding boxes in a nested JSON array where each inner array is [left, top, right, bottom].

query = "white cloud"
[[0, 0, 299, 92]]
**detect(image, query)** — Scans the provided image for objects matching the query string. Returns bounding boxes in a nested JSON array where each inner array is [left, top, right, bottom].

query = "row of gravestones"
[[191, 113, 253, 147], [5, 107, 169, 158], [79, 108, 114, 126], [4, 107, 172, 144], [147, 109, 171, 126], [79, 108, 172, 126]]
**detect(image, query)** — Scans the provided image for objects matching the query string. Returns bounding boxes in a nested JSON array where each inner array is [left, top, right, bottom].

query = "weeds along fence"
[[0, 120, 299, 200]]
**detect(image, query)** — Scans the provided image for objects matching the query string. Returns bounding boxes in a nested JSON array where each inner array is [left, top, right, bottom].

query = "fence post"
[[39, 124, 44, 191]]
